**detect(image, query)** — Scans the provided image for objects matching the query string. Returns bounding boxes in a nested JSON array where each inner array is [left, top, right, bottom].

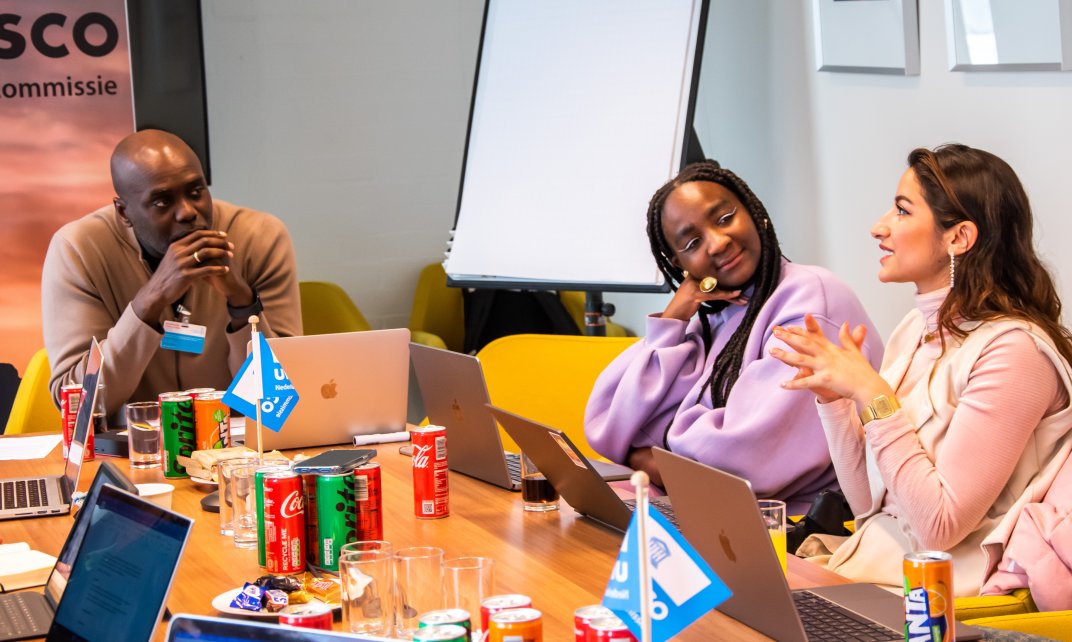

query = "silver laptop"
[[652, 448, 983, 642], [45, 484, 193, 641], [0, 338, 101, 521], [246, 329, 410, 451], [411, 344, 631, 491], [488, 405, 674, 531], [0, 462, 137, 640]]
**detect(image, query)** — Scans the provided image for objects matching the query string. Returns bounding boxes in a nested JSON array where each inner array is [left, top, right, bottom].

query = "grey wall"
[[202, 1, 1072, 340]]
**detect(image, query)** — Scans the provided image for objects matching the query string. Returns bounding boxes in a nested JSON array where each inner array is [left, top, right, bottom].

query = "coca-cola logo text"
[[280, 490, 303, 518], [413, 444, 433, 469]]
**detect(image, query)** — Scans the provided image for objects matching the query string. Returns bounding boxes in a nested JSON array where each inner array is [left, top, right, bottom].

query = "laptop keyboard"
[[504, 452, 522, 483], [793, 590, 900, 641], [0, 593, 51, 639], [0, 479, 48, 511], [624, 497, 679, 528]]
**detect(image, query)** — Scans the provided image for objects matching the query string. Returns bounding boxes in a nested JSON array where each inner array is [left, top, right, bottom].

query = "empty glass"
[[217, 456, 258, 536], [394, 546, 444, 638], [230, 461, 261, 548], [443, 556, 495, 634], [340, 541, 394, 636]]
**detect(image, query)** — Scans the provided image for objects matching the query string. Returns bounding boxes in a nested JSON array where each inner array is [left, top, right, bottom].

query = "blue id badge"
[[161, 320, 207, 354]]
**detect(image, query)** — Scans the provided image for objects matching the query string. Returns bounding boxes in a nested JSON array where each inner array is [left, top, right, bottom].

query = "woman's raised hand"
[[769, 314, 890, 405]]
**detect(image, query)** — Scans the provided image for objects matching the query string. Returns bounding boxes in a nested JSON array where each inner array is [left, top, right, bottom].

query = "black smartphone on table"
[[291, 449, 377, 474]]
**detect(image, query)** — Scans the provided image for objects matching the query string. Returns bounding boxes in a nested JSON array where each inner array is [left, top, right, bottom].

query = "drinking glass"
[[760, 499, 787, 573], [443, 556, 495, 633], [394, 546, 444, 637], [520, 453, 559, 512], [230, 462, 261, 549], [217, 456, 258, 536], [125, 401, 161, 468], [340, 541, 394, 636]]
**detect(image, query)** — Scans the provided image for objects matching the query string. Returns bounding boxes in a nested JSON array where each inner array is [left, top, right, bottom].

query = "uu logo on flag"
[[602, 507, 731, 641], [222, 333, 299, 432]]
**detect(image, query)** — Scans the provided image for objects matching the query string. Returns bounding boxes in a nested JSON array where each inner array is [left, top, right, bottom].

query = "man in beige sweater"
[[42, 129, 302, 417]]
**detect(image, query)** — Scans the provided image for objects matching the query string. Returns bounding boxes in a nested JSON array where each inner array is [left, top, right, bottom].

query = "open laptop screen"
[[47, 485, 191, 642], [60, 338, 103, 494], [43, 462, 137, 611]]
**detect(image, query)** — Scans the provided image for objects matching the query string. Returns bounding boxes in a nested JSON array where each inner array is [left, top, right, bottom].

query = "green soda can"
[[158, 393, 195, 479], [302, 473, 320, 567], [419, 609, 472, 633], [412, 624, 468, 642], [316, 472, 357, 571], [255, 463, 291, 567]]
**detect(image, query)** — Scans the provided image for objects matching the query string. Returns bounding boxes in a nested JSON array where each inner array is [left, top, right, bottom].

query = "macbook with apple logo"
[[652, 448, 983, 642], [411, 344, 632, 491], [245, 329, 411, 451]]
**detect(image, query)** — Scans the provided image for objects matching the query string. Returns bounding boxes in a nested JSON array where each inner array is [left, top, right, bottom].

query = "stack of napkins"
[[0, 542, 56, 591]]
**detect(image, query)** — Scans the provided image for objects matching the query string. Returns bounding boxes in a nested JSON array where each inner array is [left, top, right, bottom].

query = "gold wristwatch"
[[859, 394, 901, 425]]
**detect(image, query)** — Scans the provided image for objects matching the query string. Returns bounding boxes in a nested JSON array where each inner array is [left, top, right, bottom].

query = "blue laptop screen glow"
[[48, 486, 189, 642]]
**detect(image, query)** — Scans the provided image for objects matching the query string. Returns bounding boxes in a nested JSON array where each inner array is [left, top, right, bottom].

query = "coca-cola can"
[[354, 462, 383, 539], [263, 470, 306, 575], [60, 384, 82, 459], [574, 605, 615, 641], [412, 426, 449, 519], [278, 603, 333, 630]]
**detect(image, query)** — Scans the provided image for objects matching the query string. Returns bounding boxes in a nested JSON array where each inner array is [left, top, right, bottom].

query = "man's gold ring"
[[193, 250, 202, 264]]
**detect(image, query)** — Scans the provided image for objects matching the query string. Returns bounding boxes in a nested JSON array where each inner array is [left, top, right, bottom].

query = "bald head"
[[110, 129, 204, 198], [109, 129, 213, 259]]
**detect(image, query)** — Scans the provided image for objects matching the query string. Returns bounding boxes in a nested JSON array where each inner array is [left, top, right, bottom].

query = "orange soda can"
[[488, 607, 542, 642], [903, 551, 954, 642], [193, 391, 230, 449]]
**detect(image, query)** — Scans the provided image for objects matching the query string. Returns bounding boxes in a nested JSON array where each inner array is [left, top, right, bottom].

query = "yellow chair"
[[299, 281, 372, 335], [965, 609, 1072, 639], [5, 348, 61, 435], [408, 264, 465, 352], [475, 334, 638, 459], [301, 280, 446, 349]]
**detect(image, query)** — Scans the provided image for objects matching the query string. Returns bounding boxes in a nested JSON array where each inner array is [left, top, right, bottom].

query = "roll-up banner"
[[0, 0, 133, 374]]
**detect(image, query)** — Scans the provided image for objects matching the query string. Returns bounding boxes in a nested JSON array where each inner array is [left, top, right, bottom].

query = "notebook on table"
[[44, 484, 193, 642], [487, 405, 676, 531], [246, 329, 411, 451], [411, 343, 631, 491], [0, 338, 102, 521], [651, 447, 983, 642], [0, 462, 137, 641]]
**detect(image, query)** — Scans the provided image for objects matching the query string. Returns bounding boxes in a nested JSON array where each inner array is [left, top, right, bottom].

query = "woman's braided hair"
[[645, 160, 784, 410]]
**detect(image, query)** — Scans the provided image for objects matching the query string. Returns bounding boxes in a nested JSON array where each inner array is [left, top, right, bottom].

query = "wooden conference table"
[[0, 431, 849, 641]]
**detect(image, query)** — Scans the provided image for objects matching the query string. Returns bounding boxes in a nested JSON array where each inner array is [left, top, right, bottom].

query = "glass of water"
[[125, 401, 161, 468]]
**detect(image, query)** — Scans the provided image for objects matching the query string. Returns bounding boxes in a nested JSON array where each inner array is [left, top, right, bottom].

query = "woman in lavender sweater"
[[584, 161, 882, 515]]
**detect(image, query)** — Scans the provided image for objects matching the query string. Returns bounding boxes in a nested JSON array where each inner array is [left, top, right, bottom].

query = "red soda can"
[[60, 384, 82, 459], [574, 605, 615, 641], [263, 470, 306, 575], [480, 594, 532, 632], [354, 462, 383, 540], [586, 616, 637, 641], [279, 603, 333, 630], [412, 426, 449, 519]]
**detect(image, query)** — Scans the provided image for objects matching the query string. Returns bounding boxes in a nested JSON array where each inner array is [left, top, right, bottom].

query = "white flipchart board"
[[444, 0, 707, 291]]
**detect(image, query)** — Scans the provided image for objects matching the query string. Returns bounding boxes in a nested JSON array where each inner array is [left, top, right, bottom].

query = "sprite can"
[[159, 393, 195, 479], [316, 472, 357, 571]]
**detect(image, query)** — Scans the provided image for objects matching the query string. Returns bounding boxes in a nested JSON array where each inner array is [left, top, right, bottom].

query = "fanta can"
[[903, 551, 954, 642]]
